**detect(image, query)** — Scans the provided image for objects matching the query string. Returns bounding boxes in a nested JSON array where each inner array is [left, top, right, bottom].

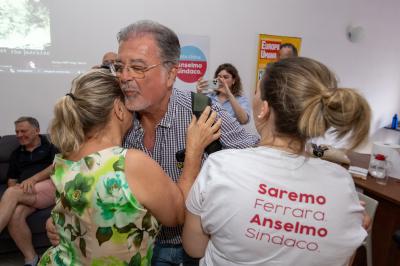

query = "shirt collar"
[[159, 89, 178, 128]]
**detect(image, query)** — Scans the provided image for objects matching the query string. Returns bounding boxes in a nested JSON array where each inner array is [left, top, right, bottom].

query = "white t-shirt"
[[186, 147, 366, 266]]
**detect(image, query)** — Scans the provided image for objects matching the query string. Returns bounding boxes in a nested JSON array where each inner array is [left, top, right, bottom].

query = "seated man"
[[0, 117, 57, 266]]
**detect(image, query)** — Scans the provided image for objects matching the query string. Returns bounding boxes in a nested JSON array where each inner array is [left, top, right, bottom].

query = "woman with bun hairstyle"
[[183, 57, 371, 266], [39, 69, 221, 265]]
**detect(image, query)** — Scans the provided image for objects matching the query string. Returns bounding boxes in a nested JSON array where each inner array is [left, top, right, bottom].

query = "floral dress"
[[39, 147, 160, 266]]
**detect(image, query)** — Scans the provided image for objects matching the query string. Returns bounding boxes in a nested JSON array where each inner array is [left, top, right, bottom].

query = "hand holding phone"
[[197, 78, 220, 94]]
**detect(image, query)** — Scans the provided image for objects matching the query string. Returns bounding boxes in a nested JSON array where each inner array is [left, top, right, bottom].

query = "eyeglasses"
[[111, 61, 169, 79]]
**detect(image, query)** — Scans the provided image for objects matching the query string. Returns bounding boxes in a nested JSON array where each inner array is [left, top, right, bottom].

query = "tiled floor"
[[0, 252, 24, 266]]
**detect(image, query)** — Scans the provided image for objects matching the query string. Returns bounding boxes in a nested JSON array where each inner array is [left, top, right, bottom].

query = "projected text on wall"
[[0, 0, 87, 74]]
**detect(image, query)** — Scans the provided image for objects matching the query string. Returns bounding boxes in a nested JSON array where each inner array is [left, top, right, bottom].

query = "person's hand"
[[186, 106, 221, 159], [20, 177, 37, 193], [360, 200, 372, 231], [196, 77, 209, 93], [215, 77, 232, 96], [46, 217, 60, 246]]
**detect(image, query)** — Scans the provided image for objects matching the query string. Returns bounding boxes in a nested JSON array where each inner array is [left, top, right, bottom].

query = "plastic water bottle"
[[369, 154, 388, 185], [392, 114, 398, 129]]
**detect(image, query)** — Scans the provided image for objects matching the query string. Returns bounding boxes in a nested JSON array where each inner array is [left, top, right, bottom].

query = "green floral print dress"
[[39, 147, 160, 266]]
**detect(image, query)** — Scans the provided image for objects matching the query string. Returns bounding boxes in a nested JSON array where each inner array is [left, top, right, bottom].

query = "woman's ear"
[[257, 101, 270, 119], [113, 99, 124, 121]]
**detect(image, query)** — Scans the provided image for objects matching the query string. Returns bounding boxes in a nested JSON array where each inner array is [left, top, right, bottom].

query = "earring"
[[257, 114, 263, 119]]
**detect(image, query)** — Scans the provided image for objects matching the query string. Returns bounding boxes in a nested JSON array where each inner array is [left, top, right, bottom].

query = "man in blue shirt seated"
[[0, 117, 57, 266]]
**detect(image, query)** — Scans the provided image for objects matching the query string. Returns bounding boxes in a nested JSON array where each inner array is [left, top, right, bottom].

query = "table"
[[347, 152, 400, 266]]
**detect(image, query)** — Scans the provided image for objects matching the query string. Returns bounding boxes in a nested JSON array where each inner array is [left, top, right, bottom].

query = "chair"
[[358, 192, 379, 266]]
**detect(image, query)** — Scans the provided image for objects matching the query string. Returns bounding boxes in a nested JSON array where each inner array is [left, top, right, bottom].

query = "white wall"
[[1, 0, 399, 152]]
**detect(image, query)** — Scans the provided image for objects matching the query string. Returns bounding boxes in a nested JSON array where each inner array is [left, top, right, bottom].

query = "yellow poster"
[[256, 34, 302, 81]]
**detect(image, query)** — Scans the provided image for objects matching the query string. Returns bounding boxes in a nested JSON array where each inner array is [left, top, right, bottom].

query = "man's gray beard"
[[125, 95, 151, 112]]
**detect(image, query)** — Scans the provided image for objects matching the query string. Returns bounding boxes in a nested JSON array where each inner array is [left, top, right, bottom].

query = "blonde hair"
[[50, 69, 124, 156], [261, 57, 371, 150]]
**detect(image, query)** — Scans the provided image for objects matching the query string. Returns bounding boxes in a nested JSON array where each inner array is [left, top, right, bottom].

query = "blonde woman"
[[39, 69, 220, 265]]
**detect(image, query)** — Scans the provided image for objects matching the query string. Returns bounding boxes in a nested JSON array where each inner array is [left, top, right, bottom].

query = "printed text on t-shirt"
[[244, 183, 328, 252]]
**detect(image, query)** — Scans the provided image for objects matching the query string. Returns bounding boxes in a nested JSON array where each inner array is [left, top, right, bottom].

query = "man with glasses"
[[116, 20, 258, 266], [48, 20, 258, 266]]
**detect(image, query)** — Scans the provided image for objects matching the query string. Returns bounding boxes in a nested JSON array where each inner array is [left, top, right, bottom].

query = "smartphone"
[[201, 79, 219, 94], [209, 78, 220, 90]]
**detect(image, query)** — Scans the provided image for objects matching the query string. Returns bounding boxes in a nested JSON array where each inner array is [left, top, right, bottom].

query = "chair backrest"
[[357, 192, 379, 225]]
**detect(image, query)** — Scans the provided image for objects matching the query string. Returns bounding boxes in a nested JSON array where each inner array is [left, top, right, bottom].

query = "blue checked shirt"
[[123, 88, 259, 244]]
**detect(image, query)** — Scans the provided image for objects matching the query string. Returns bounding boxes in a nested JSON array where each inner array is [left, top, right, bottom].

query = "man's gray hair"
[[117, 20, 181, 66], [14, 116, 40, 129]]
